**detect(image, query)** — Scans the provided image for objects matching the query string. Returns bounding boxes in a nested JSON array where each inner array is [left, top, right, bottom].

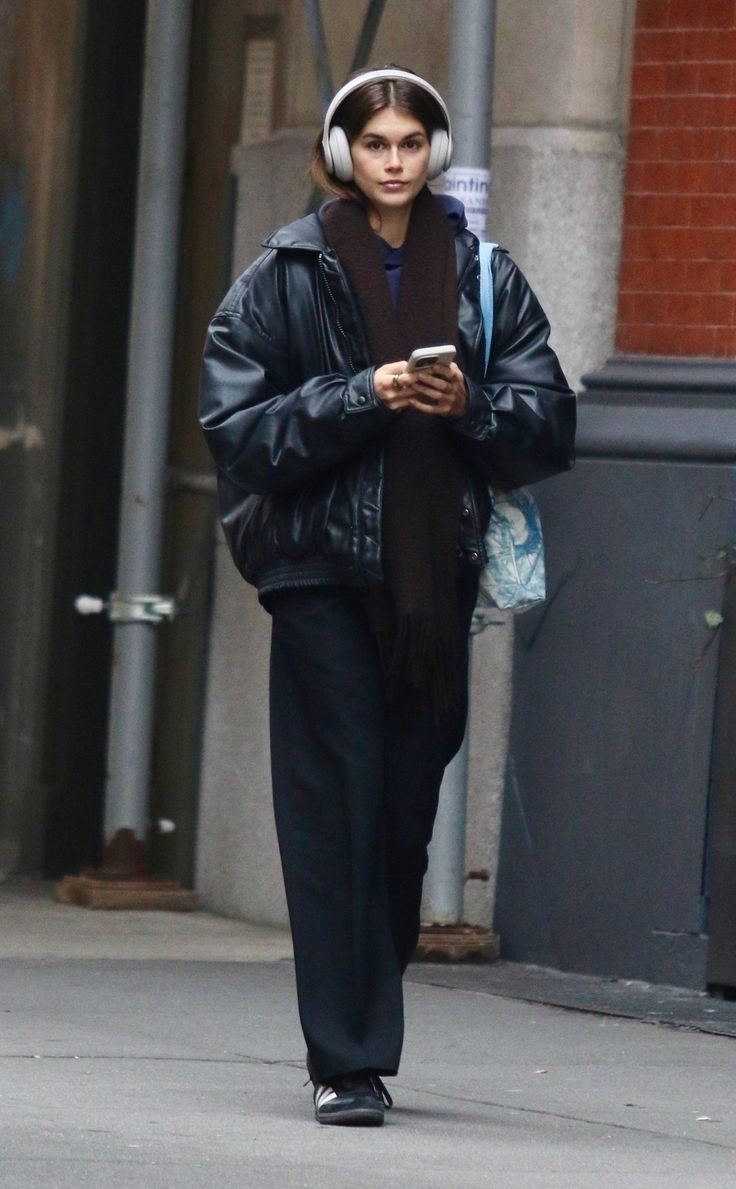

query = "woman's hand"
[[374, 361, 469, 416], [407, 362, 468, 417], [374, 361, 413, 411]]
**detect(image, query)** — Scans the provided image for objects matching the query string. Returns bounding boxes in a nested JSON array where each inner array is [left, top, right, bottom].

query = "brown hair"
[[310, 65, 448, 202]]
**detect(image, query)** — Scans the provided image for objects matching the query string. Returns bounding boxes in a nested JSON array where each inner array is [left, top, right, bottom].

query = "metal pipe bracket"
[[75, 593, 178, 623], [108, 593, 178, 623]]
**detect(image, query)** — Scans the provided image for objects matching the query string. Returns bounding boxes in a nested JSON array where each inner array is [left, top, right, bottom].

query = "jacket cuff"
[[343, 367, 394, 417], [449, 379, 491, 441]]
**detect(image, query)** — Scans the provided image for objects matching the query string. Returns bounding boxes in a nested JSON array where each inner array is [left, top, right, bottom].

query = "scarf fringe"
[[374, 614, 460, 718]]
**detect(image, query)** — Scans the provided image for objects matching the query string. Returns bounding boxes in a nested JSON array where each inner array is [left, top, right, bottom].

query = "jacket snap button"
[[356, 395, 366, 405], [461, 505, 471, 518], [470, 550, 479, 562]]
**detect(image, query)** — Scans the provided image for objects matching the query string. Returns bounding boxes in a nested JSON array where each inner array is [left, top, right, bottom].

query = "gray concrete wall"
[[195, 545, 286, 924], [195, 133, 312, 923], [491, 0, 635, 390], [195, 0, 635, 928]]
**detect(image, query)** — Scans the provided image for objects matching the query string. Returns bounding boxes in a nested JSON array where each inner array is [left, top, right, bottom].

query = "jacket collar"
[[263, 215, 325, 252], [263, 211, 478, 271]]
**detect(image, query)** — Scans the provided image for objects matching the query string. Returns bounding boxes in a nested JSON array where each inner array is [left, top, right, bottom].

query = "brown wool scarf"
[[322, 188, 466, 714]]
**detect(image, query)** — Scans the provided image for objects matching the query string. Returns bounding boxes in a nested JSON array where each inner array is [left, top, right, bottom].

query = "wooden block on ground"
[[415, 924, 500, 963], [54, 875, 198, 912]]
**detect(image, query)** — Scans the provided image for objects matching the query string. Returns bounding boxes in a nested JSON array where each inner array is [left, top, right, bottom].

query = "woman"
[[199, 65, 575, 1127]]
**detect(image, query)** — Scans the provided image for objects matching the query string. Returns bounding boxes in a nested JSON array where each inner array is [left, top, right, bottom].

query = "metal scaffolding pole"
[[302, 0, 387, 105], [103, 0, 193, 851], [302, 0, 387, 214], [423, 0, 497, 933]]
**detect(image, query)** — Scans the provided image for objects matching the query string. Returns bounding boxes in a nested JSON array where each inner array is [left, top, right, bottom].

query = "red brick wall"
[[616, 0, 736, 356]]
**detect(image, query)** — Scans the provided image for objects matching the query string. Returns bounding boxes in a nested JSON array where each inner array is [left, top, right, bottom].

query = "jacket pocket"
[[218, 466, 359, 583]]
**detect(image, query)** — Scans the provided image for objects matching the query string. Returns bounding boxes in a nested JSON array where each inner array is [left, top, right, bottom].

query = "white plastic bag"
[[472, 487, 546, 630]]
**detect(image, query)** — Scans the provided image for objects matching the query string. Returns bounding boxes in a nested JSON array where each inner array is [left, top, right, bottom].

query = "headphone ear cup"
[[328, 125, 353, 182], [426, 129, 451, 180]]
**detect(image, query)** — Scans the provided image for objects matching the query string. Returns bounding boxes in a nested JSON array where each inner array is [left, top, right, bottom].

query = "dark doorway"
[[42, 0, 146, 876], [148, 0, 282, 885], [43, 0, 281, 885]]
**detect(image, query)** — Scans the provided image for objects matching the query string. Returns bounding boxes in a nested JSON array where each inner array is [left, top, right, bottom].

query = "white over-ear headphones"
[[321, 68, 453, 183]]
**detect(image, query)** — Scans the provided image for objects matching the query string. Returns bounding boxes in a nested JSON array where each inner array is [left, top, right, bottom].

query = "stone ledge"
[[577, 355, 736, 459]]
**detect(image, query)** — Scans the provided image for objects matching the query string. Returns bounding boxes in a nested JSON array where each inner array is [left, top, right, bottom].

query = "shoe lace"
[[368, 1073, 393, 1109]]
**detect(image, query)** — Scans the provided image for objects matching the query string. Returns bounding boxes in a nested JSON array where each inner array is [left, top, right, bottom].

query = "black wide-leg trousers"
[[268, 571, 479, 1085]]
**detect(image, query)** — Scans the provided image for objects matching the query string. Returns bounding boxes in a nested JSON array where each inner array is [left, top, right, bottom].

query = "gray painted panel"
[[706, 567, 736, 989], [496, 455, 733, 988]]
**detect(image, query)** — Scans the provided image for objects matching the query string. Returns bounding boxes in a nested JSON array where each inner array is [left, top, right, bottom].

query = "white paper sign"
[[439, 166, 491, 239]]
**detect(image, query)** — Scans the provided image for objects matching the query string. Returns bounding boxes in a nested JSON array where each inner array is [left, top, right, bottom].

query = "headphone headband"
[[322, 69, 451, 144], [321, 69, 453, 182]]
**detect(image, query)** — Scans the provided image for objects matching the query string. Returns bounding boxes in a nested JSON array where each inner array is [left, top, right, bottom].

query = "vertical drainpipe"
[[423, 0, 497, 926], [101, 0, 193, 860]]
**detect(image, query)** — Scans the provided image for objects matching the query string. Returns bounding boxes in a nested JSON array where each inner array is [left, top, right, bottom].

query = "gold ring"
[[392, 372, 402, 390]]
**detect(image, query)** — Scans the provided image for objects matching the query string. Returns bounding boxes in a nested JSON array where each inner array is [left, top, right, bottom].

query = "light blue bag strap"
[[478, 241, 498, 374]]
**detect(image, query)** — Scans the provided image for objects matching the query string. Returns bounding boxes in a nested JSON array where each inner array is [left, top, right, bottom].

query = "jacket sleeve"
[[198, 252, 393, 495], [450, 249, 576, 488]]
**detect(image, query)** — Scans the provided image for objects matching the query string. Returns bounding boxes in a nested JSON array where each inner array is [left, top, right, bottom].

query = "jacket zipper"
[[319, 254, 359, 374]]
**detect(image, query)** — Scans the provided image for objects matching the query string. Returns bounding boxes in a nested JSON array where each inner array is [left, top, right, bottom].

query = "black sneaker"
[[312, 1071, 393, 1127]]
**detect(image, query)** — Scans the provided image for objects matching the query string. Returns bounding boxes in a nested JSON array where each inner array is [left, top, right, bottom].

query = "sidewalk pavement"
[[2, 879, 735, 1188]]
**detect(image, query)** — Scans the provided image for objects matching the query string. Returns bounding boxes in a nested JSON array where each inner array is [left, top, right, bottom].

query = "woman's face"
[[350, 107, 431, 218]]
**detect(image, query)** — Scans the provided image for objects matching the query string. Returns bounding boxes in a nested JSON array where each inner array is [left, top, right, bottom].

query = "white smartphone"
[[406, 345, 456, 373]]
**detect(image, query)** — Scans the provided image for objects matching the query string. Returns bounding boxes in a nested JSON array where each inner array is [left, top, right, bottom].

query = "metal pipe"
[[303, 0, 386, 215], [448, 0, 496, 172], [103, 0, 193, 843], [348, 0, 387, 73], [424, 0, 496, 924], [302, 0, 334, 113]]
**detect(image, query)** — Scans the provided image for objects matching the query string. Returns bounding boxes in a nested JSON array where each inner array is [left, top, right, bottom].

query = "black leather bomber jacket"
[[199, 211, 576, 602]]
